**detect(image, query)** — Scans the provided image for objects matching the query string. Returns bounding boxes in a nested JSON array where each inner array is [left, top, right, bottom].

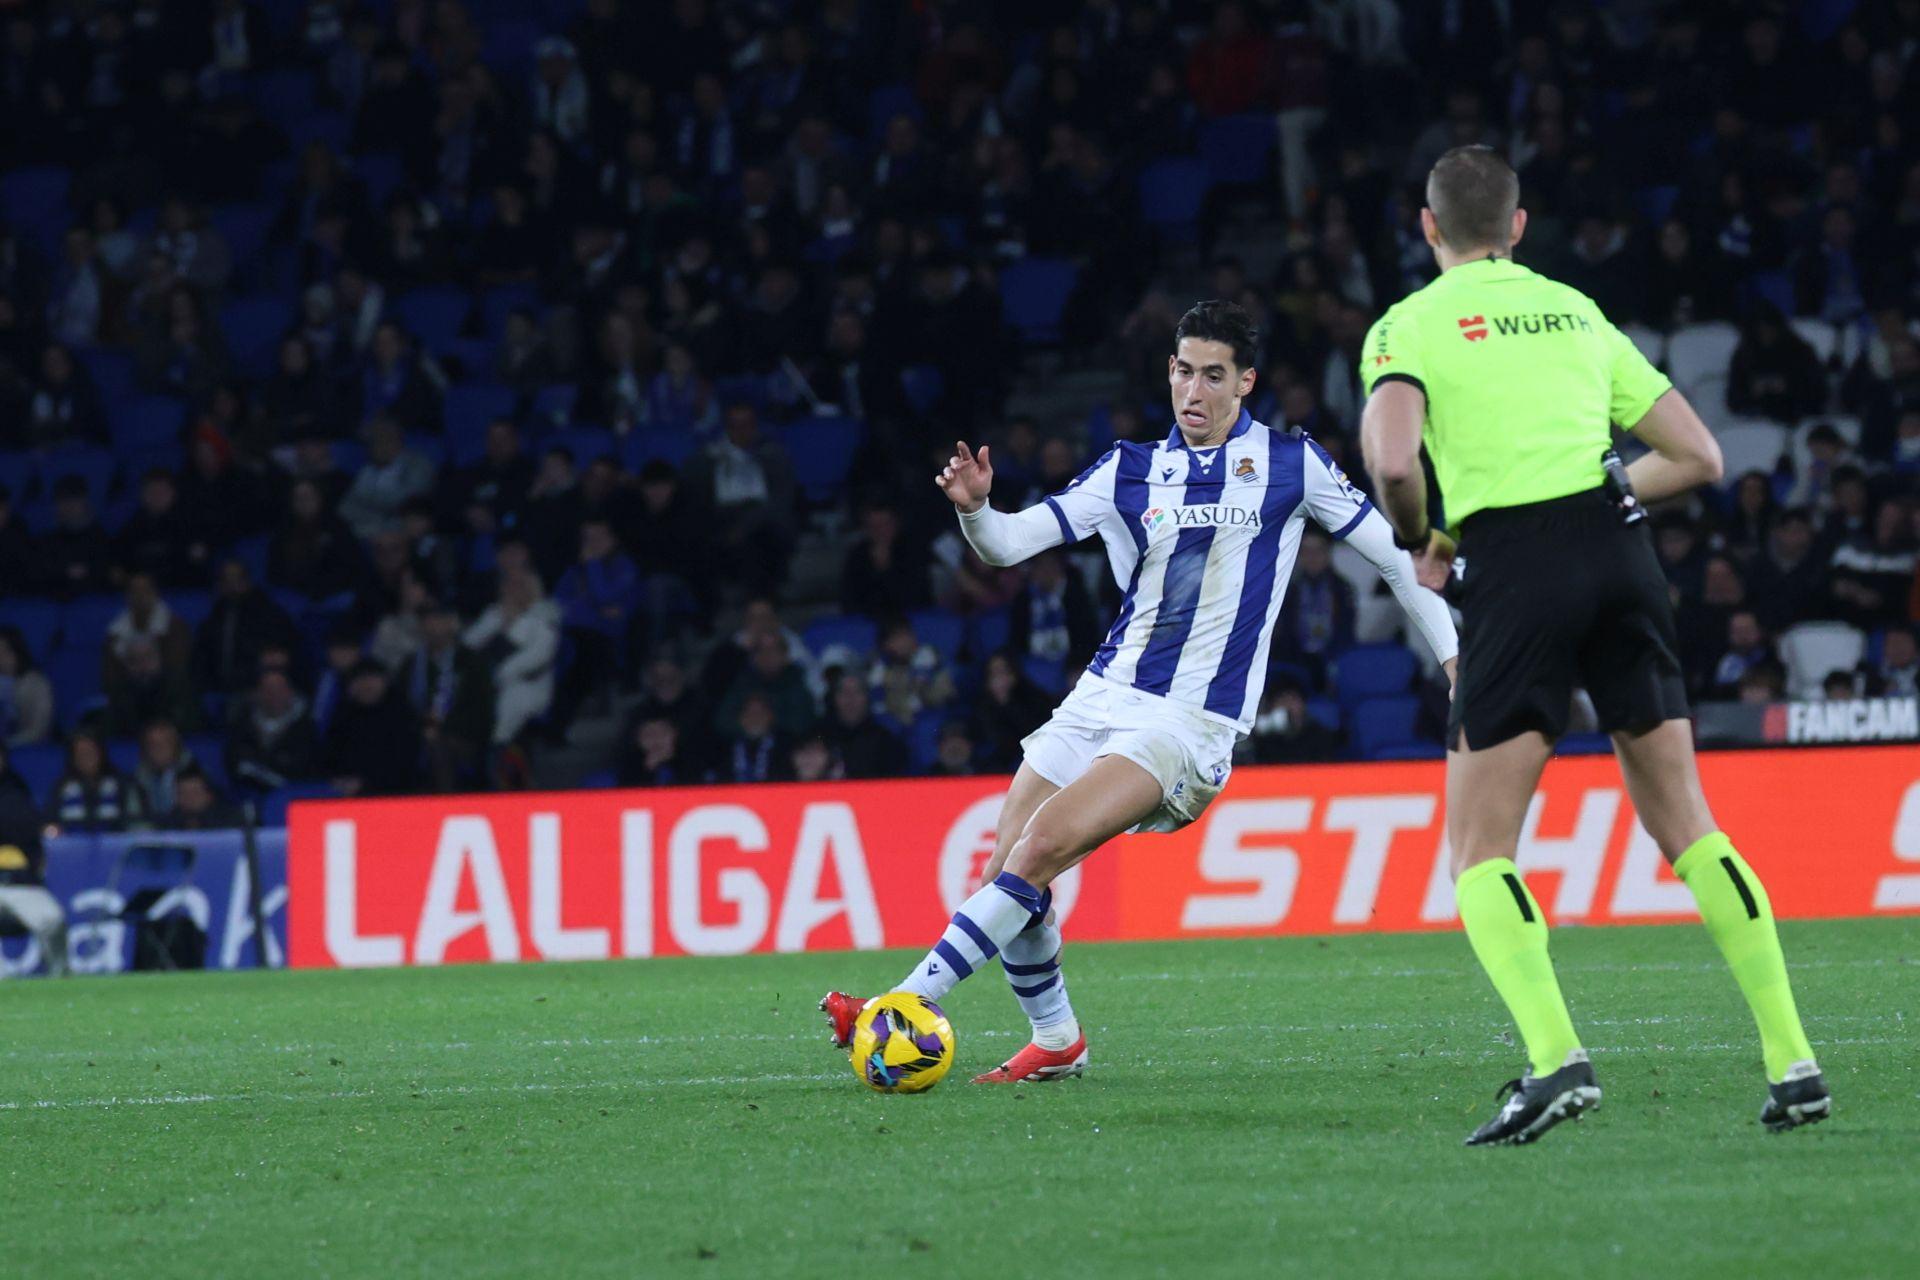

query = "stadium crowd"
[[1, 0, 1919, 840]]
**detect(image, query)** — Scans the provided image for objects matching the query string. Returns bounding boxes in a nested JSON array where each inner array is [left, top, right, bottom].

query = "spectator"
[[340, 415, 438, 539], [46, 226, 107, 348], [368, 567, 432, 670], [1250, 677, 1345, 764], [790, 732, 840, 783], [719, 692, 788, 784], [1748, 509, 1826, 632], [971, 652, 1051, 773], [1275, 527, 1357, 686], [1722, 470, 1778, 561], [1641, 219, 1732, 330], [0, 627, 54, 747], [145, 196, 233, 296], [0, 487, 35, 594], [645, 341, 719, 435], [631, 460, 710, 643], [463, 562, 562, 747], [400, 601, 494, 791], [0, 759, 66, 975], [493, 309, 556, 394], [716, 630, 817, 739], [132, 718, 197, 819], [699, 596, 812, 703], [322, 659, 423, 796], [112, 469, 205, 588], [520, 445, 584, 583], [684, 403, 797, 595], [227, 667, 322, 793], [820, 671, 904, 780], [618, 715, 693, 787], [442, 417, 534, 538], [104, 572, 193, 682], [632, 654, 713, 777], [1708, 610, 1775, 699], [40, 475, 113, 598], [1184, 2, 1273, 118], [1738, 659, 1788, 705], [192, 559, 303, 697], [20, 342, 107, 449], [359, 321, 441, 428], [1785, 423, 1854, 514], [1007, 548, 1099, 666], [261, 335, 347, 440], [928, 721, 976, 777], [270, 478, 365, 601], [1873, 627, 1919, 696], [1828, 499, 1918, 629], [1654, 513, 1709, 601], [841, 500, 930, 617], [1726, 305, 1826, 422], [551, 517, 639, 734], [867, 617, 954, 725], [310, 623, 365, 733], [135, 284, 229, 401], [49, 729, 145, 832], [161, 767, 243, 830], [104, 636, 199, 737]]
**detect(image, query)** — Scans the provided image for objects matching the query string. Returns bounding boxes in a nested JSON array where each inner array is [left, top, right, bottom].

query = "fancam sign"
[[1696, 697, 1920, 746], [286, 747, 1920, 969]]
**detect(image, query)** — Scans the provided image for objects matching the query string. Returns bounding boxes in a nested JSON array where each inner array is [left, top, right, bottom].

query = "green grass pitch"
[[3, 917, 1914, 1278]]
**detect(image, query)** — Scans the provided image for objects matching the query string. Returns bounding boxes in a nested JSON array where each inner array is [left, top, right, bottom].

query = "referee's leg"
[[1447, 732, 1587, 1079], [1611, 720, 1819, 1085]]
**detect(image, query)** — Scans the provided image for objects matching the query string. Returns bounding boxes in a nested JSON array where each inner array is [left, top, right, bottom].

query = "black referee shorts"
[[1447, 487, 1689, 751]]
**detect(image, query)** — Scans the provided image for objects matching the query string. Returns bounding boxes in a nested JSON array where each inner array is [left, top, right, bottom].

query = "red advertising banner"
[[286, 746, 1920, 969]]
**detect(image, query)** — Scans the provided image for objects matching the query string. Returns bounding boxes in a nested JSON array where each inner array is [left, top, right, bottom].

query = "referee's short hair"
[[1426, 145, 1520, 251], [1174, 299, 1259, 373]]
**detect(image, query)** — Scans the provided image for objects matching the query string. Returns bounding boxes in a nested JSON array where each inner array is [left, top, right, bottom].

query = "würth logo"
[[1459, 315, 1489, 341]]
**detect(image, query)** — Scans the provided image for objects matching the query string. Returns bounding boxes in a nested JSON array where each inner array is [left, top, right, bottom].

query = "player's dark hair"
[[1173, 299, 1259, 373], [1426, 145, 1520, 251]]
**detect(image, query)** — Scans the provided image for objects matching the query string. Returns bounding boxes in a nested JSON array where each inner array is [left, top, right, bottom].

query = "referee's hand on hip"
[[1412, 529, 1457, 594]]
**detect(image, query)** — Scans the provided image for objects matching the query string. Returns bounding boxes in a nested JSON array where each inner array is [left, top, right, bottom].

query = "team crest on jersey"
[[1233, 456, 1258, 483]]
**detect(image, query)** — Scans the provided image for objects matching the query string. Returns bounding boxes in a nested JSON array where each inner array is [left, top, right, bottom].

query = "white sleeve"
[[1340, 505, 1460, 665], [1301, 435, 1375, 540], [957, 503, 1069, 567], [957, 445, 1122, 567]]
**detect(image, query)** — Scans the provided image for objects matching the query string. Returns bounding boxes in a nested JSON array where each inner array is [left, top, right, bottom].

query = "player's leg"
[[893, 754, 1162, 1006], [976, 765, 1085, 1057], [1611, 719, 1827, 1127], [1449, 730, 1586, 1080]]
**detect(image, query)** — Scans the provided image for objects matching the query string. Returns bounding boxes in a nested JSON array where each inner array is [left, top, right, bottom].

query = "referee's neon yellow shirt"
[[1359, 256, 1673, 530]]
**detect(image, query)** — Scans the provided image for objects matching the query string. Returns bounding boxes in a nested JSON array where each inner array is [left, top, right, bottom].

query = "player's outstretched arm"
[[1343, 507, 1460, 682], [940, 439, 1076, 567]]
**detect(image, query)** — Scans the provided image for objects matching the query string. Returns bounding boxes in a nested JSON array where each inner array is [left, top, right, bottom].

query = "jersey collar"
[[1164, 407, 1254, 452]]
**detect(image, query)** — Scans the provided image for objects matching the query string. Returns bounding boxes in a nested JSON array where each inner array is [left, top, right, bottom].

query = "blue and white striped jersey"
[[1042, 410, 1382, 730]]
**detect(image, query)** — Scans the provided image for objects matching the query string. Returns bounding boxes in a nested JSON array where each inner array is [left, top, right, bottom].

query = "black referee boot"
[[1465, 1051, 1602, 1147]]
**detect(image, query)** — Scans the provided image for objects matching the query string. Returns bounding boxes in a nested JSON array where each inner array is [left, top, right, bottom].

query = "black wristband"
[[1392, 525, 1431, 552]]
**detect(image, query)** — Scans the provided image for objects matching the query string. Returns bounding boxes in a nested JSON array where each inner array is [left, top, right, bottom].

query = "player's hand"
[[936, 440, 992, 514], [1442, 656, 1458, 700], [1413, 529, 1457, 593]]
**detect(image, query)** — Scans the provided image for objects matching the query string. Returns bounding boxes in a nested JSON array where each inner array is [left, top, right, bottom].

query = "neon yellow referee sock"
[[1456, 858, 1583, 1077], [1674, 832, 1816, 1082]]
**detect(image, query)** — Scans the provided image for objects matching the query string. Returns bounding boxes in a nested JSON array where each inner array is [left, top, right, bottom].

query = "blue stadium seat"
[[999, 257, 1080, 344], [1556, 732, 1612, 756], [8, 742, 64, 804], [626, 430, 696, 470], [219, 295, 296, 380], [77, 348, 136, 406], [445, 385, 519, 460], [969, 607, 1011, 659], [0, 600, 62, 658], [406, 434, 447, 471], [909, 608, 966, 662], [162, 590, 214, 631], [185, 733, 229, 792], [1, 165, 72, 257], [35, 448, 117, 510], [867, 84, 923, 139], [480, 19, 544, 78], [481, 283, 542, 338], [1635, 184, 1680, 225], [1138, 157, 1211, 233], [1333, 643, 1417, 706], [109, 395, 188, 454], [437, 336, 497, 379], [259, 782, 342, 825], [0, 452, 31, 501], [393, 287, 473, 349], [781, 416, 864, 502], [1305, 696, 1341, 732], [61, 594, 123, 648], [228, 533, 271, 586], [286, 110, 350, 155], [105, 737, 140, 778], [1369, 742, 1445, 761], [1350, 695, 1421, 759], [802, 615, 878, 662], [1021, 654, 1066, 693], [209, 202, 277, 271], [908, 710, 948, 773], [899, 364, 944, 415], [1198, 113, 1275, 187], [352, 152, 407, 209], [1746, 270, 1796, 316], [44, 647, 103, 730], [530, 383, 578, 428], [542, 426, 615, 466], [246, 68, 314, 126]]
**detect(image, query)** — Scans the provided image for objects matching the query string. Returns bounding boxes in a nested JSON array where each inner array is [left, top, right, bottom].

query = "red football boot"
[[818, 991, 872, 1048], [971, 1033, 1090, 1083]]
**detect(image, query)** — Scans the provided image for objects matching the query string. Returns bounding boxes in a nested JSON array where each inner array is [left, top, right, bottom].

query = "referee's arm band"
[[1370, 373, 1427, 395]]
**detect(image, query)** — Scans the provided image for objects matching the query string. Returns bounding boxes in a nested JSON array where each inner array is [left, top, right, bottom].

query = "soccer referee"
[[1359, 146, 1829, 1146]]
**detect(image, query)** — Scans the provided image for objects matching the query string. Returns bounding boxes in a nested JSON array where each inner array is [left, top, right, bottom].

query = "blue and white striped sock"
[[896, 872, 1046, 1004], [1000, 909, 1080, 1051]]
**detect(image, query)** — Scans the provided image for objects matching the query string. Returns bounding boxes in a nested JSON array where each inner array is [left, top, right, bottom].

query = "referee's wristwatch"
[[1392, 524, 1431, 552]]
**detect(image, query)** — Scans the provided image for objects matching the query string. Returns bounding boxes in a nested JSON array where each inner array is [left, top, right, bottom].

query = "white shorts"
[[1020, 674, 1242, 833]]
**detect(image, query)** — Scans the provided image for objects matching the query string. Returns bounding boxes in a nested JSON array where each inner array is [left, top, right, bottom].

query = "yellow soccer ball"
[[849, 993, 956, 1094]]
